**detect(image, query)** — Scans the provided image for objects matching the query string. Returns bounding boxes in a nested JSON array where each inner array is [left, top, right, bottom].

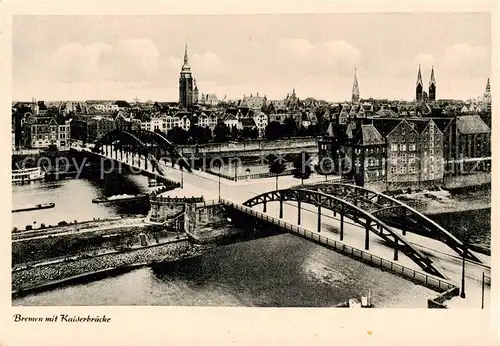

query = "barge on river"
[[92, 194, 148, 204], [12, 202, 55, 213]]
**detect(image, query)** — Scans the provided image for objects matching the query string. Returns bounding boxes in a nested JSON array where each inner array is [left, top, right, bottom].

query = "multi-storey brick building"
[[71, 114, 116, 143], [24, 114, 71, 150], [344, 123, 386, 182]]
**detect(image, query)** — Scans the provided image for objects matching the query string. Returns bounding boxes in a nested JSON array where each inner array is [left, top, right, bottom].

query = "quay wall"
[[184, 201, 239, 244], [365, 172, 491, 193], [12, 240, 201, 298], [12, 223, 171, 266], [177, 137, 317, 156]]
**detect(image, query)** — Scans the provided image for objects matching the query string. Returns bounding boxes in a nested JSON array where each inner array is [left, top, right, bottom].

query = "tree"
[[213, 122, 230, 142], [230, 125, 240, 140], [265, 121, 283, 140], [353, 172, 364, 187], [188, 125, 211, 144], [293, 151, 312, 185], [283, 117, 298, 137], [269, 159, 286, 190], [167, 126, 188, 144], [241, 127, 259, 140], [306, 124, 321, 136], [298, 126, 308, 136]]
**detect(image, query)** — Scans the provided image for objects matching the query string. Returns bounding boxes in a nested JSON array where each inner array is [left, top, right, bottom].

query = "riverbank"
[[391, 184, 490, 216], [12, 215, 145, 235], [12, 240, 203, 299]]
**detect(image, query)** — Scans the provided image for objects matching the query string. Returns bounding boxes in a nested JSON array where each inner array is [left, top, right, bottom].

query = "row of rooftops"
[[326, 115, 491, 147]]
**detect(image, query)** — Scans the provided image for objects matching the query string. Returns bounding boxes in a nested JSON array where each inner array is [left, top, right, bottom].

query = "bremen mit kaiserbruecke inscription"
[[13, 314, 111, 323]]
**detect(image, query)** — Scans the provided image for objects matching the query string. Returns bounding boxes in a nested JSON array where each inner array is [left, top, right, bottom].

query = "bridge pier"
[[297, 200, 301, 225], [263, 200, 267, 213], [317, 205, 321, 232]]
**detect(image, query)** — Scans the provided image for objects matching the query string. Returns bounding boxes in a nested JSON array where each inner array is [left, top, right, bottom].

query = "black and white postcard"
[[1, 1, 499, 345]]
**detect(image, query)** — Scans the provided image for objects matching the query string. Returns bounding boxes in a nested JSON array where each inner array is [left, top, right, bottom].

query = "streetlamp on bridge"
[[180, 166, 184, 189], [460, 226, 468, 299]]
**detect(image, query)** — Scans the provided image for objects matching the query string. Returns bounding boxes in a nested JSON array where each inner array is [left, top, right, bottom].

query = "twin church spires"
[[416, 65, 436, 102]]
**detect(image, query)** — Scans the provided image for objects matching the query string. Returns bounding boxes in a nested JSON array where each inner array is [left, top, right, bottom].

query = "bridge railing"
[[151, 196, 204, 204], [220, 199, 456, 294], [204, 168, 295, 181]]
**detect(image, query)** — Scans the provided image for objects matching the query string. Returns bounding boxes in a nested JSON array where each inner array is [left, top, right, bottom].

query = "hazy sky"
[[13, 13, 491, 102]]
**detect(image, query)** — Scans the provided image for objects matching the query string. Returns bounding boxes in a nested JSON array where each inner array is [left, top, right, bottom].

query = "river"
[[11, 175, 491, 307], [11, 173, 151, 230], [13, 234, 435, 307]]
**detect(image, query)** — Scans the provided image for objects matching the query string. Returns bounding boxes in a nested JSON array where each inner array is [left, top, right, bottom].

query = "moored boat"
[[12, 202, 55, 213], [11, 167, 44, 184], [335, 290, 374, 308], [92, 194, 148, 204]]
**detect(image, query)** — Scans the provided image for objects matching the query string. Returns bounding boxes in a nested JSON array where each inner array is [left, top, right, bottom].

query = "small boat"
[[92, 194, 148, 204], [336, 290, 374, 308], [12, 202, 55, 213], [11, 167, 44, 184]]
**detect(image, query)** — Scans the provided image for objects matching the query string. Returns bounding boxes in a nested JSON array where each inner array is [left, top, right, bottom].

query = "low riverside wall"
[[12, 240, 200, 298], [221, 200, 457, 297], [148, 196, 204, 224], [366, 172, 491, 193], [184, 201, 239, 244], [177, 137, 317, 156]]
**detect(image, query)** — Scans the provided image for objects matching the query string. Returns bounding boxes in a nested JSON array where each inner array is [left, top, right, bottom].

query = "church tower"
[[428, 66, 436, 102], [179, 44, 194, 110], [193, 79, 199, 105], [416, 65, 423, 102], [484, 78, 491, 103], [352, 68, 360, 103]]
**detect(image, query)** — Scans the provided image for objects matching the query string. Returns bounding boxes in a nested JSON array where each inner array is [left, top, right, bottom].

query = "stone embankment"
[[12, 241, 202, 296]]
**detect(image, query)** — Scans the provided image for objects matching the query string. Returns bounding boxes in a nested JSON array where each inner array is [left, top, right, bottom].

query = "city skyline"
[[13, 13, 491, 102]]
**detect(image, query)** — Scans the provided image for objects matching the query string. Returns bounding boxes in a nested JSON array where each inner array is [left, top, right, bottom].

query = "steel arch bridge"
[[242, 188, 446, 278], [298, 182, 482, 263], [92, 129, 192, 175]]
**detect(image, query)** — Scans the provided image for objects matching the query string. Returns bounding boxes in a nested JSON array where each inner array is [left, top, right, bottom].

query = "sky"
[[13, 13, 491, 102]]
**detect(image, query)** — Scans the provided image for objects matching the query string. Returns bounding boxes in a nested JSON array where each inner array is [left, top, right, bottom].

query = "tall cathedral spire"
[[428, 66, 436, 101], [352, 68, 360, 103], [486, 78, 490, 93], [416, 65, 423, 102], [429, 66, 436, 85], [416, 64, 423, 87]]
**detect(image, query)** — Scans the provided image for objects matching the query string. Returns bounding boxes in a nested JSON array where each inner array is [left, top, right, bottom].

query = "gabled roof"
[[371, 118, 402, 137], [359, 124, 385, 145], [376, 109, 398, 118], [404, 118, 431, 134], [224, 114, 237, 122], [225, 108, 239, 116], [240, 118, 256, 127], [456, 115, 490, 134]]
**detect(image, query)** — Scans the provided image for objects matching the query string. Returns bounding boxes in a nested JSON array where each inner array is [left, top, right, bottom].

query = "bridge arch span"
[[298, 183, 481, 263], [93, 129, 192, 173], [243, 188, 446, 278]]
